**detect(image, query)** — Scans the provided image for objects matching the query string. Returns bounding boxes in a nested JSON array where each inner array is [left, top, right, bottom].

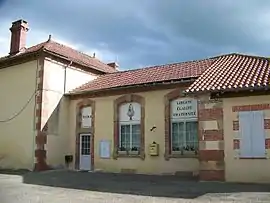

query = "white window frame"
[[119, 120, 141, 153], [170, 117, 198, 154]]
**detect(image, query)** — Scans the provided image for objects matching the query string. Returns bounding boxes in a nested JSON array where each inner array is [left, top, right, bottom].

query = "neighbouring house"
[[0, 19, 117, 171], [1, 19, 270, 184]]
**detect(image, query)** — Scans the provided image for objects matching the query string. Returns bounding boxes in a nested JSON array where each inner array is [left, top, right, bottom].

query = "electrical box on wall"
[[149, 142, 159, 156]]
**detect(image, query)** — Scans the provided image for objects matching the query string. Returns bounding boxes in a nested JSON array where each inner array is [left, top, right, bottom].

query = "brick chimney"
[[107, 62, 119, 70], [9, 19, 29, 55]]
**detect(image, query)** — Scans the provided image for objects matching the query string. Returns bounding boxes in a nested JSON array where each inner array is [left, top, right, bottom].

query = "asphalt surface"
[[0, 170, 270, 202]]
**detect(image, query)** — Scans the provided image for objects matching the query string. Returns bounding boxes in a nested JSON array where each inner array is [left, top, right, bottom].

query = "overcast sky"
[[1, 0, 270, 70]]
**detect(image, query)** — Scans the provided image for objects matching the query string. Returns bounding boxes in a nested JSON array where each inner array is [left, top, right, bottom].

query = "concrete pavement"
[[0, 170, 270, 202]]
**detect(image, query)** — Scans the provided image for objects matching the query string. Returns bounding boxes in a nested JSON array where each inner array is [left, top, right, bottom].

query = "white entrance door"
[[79, 134, 92, 171]]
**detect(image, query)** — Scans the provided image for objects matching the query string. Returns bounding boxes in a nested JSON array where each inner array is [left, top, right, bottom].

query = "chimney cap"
[[107, 62, 119, 69], [12, 19, 28, 25], [10, 19, 29, 30]]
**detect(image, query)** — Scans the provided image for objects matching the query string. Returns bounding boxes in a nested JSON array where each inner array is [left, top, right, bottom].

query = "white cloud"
[[0, 21, 11, 57], [0, 20, 116, 63], [0, 20, 50, 57], [54, 38, 116, 63], [53, 38, 82, 50], [0, 36, 9, 57], [85, 49, 116, 63]]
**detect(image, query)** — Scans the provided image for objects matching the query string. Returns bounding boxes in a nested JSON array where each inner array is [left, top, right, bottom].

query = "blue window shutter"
[[251, 111, 266, 158], [239, 111, 252, 157]]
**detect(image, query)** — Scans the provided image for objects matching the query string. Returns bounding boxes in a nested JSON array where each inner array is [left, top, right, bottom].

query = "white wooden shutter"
[[251, 111, 266, 158], [239, 111, 252, 157]]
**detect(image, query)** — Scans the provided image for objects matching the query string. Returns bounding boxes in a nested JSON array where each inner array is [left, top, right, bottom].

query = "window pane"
[[171, 122, 185, 151], [131, 124, 140, 151], [171, 123, 178, 150], [81, 135, 90, 155], [185, 121, 198, 151], [120, 125, 130, 151]]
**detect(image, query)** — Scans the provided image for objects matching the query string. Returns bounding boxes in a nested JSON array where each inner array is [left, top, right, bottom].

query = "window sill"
[[114, 151, 145, 160], [118, 151, 139, 155], [239, 157, 267, 160], [168, 153, 198, 159], [117, 154, 141, 158]]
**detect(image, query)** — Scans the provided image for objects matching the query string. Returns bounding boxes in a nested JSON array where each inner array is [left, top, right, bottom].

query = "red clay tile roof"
[[185, 54, 270, 93], [0, 39, 116, 73], [71, 58, 217, 93]]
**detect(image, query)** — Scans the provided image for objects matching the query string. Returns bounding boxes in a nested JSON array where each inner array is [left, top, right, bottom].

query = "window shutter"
[[239, 111, 252, 157], [251, 111, 266, 158]]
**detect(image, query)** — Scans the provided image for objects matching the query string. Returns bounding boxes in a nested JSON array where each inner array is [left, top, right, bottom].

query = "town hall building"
[[1, 19, 270, 183]]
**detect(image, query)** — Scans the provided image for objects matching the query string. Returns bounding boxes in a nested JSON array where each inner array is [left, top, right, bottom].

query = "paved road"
[[0, 170, 270, 202]]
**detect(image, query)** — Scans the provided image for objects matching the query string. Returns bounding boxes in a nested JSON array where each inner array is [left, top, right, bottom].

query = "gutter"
[[63, 61, 73, 93]]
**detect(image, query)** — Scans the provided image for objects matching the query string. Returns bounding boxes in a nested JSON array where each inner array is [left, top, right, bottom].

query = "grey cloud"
[[141, 1, 268, 46], [0, 0, 7, 7], [1, 0, 270, 69]]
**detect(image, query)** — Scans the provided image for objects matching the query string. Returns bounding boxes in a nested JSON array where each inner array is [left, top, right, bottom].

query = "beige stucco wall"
[[43, 58, 98, 168], [69, 89, 199, 175], [0, 60, 38, 170], [223, 95, 270, 183]]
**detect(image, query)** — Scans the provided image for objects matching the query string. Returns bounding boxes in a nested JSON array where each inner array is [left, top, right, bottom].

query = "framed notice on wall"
[[99, 140, 111, 158], [170, 98, 198, 120], [81, 106, 92, 128]]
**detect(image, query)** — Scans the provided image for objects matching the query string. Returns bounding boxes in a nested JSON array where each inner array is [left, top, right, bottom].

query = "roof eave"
[[184, 85, 270, 96], [66, 77, 197, 97], [0, 50, 43, 69]]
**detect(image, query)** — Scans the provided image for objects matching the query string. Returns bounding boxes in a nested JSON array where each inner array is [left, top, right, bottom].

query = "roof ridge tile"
[[71, 57, 217, 93], [185, 54, 270, 93], [0, 39, 116, 73]]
